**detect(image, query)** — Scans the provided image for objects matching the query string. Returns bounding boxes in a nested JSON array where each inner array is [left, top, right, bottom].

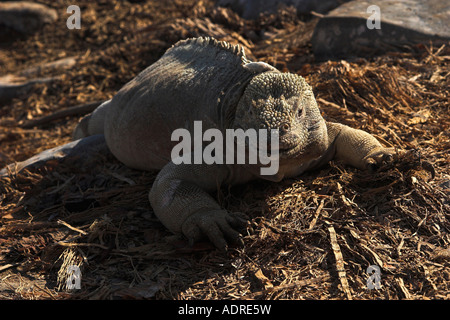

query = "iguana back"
[[101, 37, 269, 170]]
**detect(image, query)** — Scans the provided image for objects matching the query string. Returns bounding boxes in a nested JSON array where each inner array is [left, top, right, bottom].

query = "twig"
[[309, 198, 324, 230], [48, 176, 75, 195], [57, 219, 88, 235], [18, 56, 77, 77], [396, 278, 412, 299], [327, 223, 353, 300], [19, 100, 104, 128], [310, 11, 324, 18], [33, 284, 57, 300], [245, 275, 330, 299], [0, 263, 19, 272], [57, 242, 109, 250]]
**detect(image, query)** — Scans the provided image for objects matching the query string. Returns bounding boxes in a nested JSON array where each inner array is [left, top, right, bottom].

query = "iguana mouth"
[[279, 143, 302, 158], [246, 141, 301, 159]]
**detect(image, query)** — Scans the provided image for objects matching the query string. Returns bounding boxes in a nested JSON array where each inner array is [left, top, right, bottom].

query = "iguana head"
[[233, 72, 328, 166]]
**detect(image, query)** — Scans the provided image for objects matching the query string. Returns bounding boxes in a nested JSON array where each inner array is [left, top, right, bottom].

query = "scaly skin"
[[72, 37, 395, 250], [326, 122, 394, 171]]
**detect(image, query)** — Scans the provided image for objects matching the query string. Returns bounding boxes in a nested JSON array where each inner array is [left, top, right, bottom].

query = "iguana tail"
[[73, 99, 111, 140]]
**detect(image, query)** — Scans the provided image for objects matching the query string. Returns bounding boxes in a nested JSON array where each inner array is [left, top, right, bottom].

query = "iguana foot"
[[181, 210, 249, 251], [364, 147, 396, 172]]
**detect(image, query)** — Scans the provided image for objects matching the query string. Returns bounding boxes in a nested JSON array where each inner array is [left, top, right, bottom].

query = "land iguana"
[[19, 37, 399, 250]]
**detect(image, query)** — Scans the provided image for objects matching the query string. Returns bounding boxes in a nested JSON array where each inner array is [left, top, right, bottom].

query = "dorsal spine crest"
[[170, 37, 250, 64]]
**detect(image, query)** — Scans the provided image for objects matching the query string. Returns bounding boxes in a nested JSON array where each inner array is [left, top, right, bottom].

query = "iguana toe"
[[364, 147, 396, 172], [182, 210, 249, 250]]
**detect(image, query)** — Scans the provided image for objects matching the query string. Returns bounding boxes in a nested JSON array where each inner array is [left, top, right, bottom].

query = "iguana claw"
[[181, 210, 249, 251]]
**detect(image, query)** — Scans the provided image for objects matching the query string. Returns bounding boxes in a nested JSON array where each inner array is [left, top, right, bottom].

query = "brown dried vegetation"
[[0, 0, 449, 299]]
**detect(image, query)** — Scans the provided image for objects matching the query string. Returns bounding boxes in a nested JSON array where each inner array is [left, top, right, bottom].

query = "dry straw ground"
[[0, 0, 449, 299]]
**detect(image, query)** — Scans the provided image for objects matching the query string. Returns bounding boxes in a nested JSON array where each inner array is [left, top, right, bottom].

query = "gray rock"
[[0, 1, 57, 34], [217, 0, 350, 19], [312, 0, 450, 60]]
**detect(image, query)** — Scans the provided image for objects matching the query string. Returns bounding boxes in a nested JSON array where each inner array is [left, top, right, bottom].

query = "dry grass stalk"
[[327, 224, 353, 300]]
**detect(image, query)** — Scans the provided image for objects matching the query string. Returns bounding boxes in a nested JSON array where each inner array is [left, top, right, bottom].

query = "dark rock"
[[312, 0, 450, 60], [217, 0, 350, 19], [0, 1, 57, 34]]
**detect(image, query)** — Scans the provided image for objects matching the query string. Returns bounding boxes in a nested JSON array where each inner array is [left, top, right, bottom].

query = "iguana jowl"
[[74, 37, 394, 250]]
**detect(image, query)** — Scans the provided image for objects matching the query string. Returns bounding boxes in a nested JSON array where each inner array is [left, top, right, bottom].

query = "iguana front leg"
[[148, 161, 249, 250], [326, 122, 395, 171]]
